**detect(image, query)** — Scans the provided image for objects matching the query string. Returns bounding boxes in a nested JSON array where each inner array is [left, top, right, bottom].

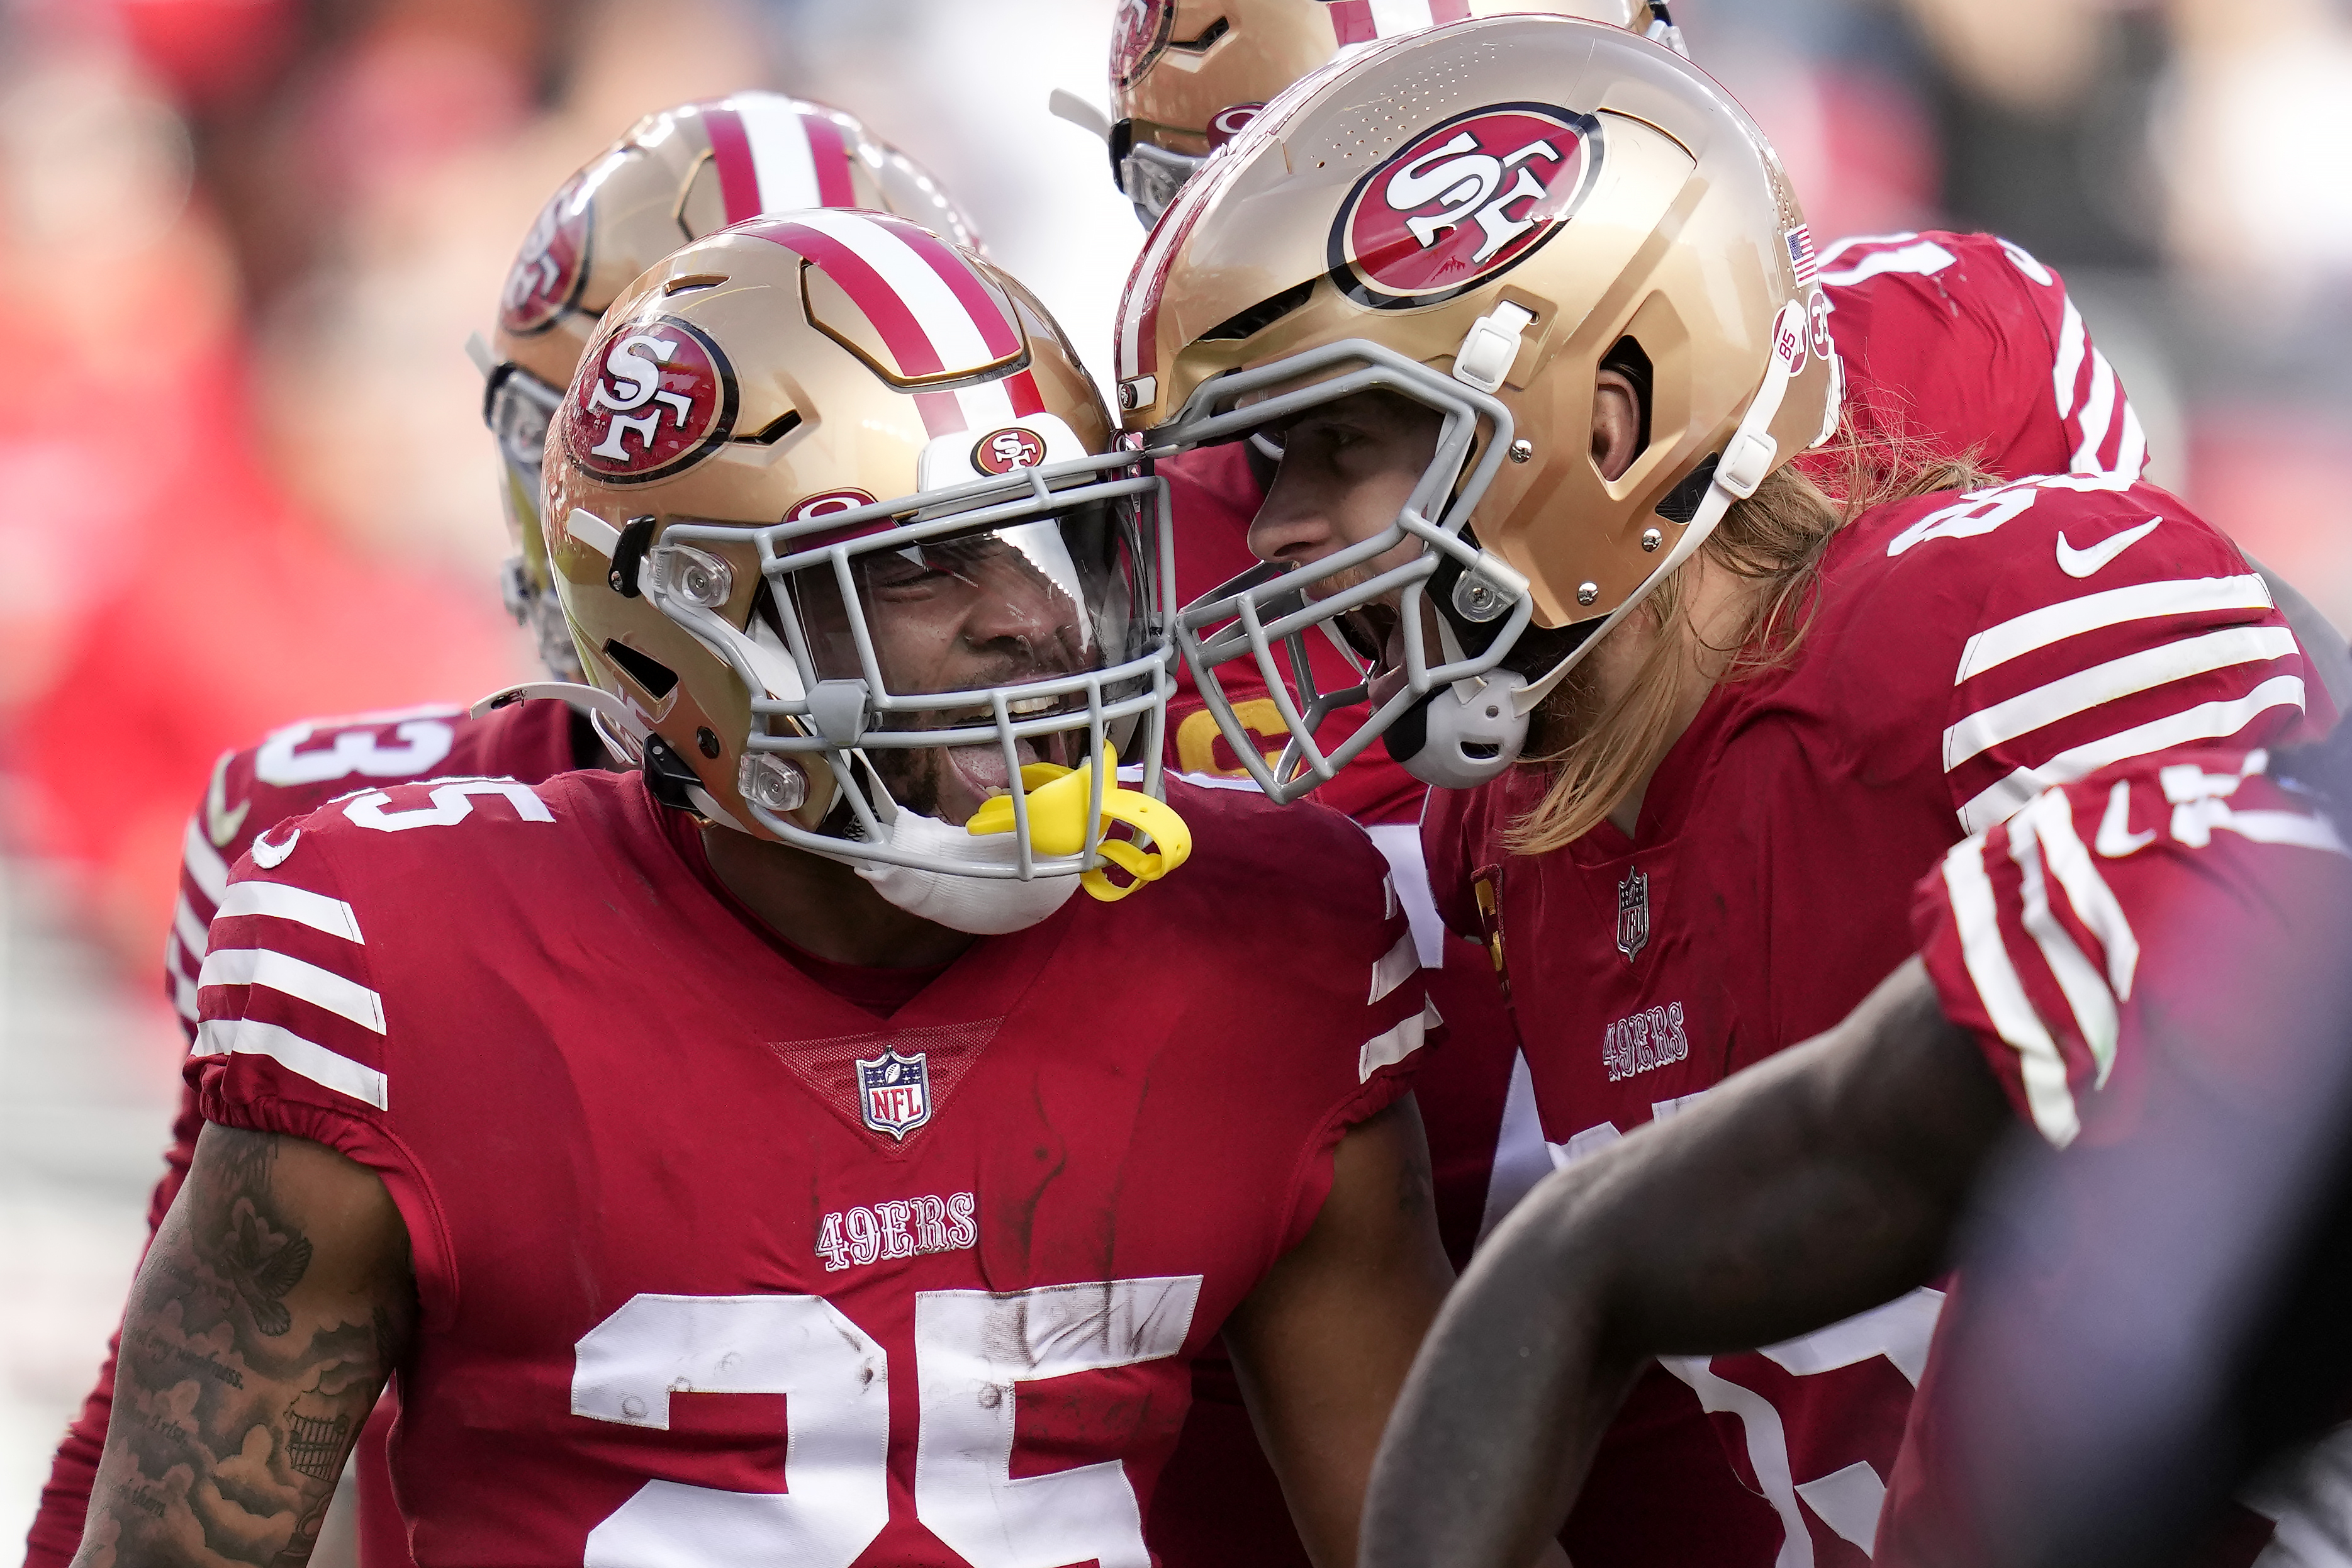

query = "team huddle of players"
[[26, 3, 2349, 1568]]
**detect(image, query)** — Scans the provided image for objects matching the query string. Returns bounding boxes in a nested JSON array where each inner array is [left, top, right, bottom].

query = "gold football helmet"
[[1106, 0, 1681, 223], [483, 92, 979, 680], [1120, 15, 1839, 798], [517, 215, 1182, 930]]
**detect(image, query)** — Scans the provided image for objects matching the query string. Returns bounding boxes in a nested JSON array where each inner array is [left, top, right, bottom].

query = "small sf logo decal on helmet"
[[972, 426, 1047, 475], [1331, 103, 1604, 310], [565, 315, 738, 483], [1616, 866, 1649, 963], [498, 158, 605, 335], [857, 1046, 934, 1141]]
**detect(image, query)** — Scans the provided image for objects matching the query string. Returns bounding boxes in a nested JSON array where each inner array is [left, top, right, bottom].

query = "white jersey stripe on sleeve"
[[1944, 625, 2302, 770], [1956, 674, 2307, 833], [2107, 396, 2148, 479], [2052, 297, 2090, 422], [216, 882, 364, 944], [194, 1018, 388, 1111], [198, 948, 386, 1034], [172, 893, 210, 965], [2069, 349, 2119, 473], [1940, 837, 2081, 1146], [2006, 809, 2120, 1086], [1956, 574, 2276, 684], [1368, 928, 1418, 1005], [2020, 788, 2140, 1008], [732, 92, 822, 211], [1359, 999, 1440, 1083], [1817, 238, 1955, 288], [181, 815, 230, 905]]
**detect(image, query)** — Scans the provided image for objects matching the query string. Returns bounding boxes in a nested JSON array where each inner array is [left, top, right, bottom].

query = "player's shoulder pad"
[[199, 702, 547, 865], [228, 768, 618, 887], [1149, 779, 1397, 928], [1854, 473, 2248, 592]]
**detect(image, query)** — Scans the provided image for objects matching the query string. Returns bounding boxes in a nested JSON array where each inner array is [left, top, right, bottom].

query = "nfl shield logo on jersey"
[[1616, 868, 1650, 963], [856, 1047, 933, 1141]]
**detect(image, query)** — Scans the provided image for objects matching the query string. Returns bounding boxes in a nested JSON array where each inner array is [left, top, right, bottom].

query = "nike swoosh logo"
[[2056, 517, 2161, 578], [2095, 778, 2154, 858], [250, 827, 300, 868], [205, 752, 250, 848]]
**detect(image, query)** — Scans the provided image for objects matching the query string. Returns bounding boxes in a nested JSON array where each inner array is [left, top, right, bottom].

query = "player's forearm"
[[1364, 962, 2002, 1568], [1362, 1182, 1630, 1568], [76, 1127, 413, 1568], [1580, 961, 2000, 1357]]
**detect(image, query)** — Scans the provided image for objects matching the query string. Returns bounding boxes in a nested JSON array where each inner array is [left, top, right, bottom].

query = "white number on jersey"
[[253, 706, 461, 786], [343, 779, 554, 832], [573, 1279, 1203, 1568]]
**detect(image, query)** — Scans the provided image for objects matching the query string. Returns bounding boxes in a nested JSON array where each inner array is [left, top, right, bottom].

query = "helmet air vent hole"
[[1202, 279, 1316, 342], [663, 274, 729, 295], [602, 639, 680, 701], [739, 410, 804, 445], [697, 728, 723, 759], [1170, 16, 1229, 52]]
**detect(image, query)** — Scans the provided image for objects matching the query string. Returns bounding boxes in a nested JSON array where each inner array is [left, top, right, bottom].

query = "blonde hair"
[[1506, 437, 1988, 856]]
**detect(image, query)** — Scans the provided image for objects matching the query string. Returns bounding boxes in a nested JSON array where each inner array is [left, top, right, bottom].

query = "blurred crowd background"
[[4, 0, 2351, 1545]]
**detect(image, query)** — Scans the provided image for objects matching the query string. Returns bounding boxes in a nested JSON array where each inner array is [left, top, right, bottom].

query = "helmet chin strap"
[[1508, 298, 1814, 722]]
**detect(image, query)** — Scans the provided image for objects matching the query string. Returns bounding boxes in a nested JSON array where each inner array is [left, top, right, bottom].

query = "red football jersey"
[[1800, 230, 2146, 488], [26, 698, 580, 1568], [1898, 750, 2352, 1565], [188, 768, 1424, 1567], [1423, 476, 2331, 1565]]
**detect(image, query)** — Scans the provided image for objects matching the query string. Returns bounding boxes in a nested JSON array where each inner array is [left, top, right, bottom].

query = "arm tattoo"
[[77, 1129, 414, 1568]]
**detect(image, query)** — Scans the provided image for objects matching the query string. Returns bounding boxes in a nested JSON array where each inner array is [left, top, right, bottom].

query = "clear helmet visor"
[[486, 365, 563, 569], [779, 497, 1156, 827], [484, 364, 584, 681]]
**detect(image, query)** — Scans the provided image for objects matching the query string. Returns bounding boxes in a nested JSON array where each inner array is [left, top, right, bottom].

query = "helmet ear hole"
[[1602, 336, 1655, 462]]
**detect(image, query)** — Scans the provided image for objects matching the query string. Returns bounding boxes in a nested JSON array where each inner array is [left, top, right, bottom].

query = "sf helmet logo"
[[499, 159, 604, 335], [972, 427, 1046, 474], [564, 316, 737, 483], [1331, 103, 1603, 310]]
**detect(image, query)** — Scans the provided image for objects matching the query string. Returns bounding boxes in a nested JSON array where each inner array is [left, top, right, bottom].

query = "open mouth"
[[946, 736, 1050, 798]]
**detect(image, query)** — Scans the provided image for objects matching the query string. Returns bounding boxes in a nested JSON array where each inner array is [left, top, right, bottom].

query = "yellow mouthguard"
[[964, 742, 1193, 902]]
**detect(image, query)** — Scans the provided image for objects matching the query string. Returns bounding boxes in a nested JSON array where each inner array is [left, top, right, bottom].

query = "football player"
[[74, 217, 1452, 1568], [1085, 6, 2352, 1562], [1357, 731, 2352, 1567], [1119, 16, 2338, 1566], [26, 93, 979, 1568]]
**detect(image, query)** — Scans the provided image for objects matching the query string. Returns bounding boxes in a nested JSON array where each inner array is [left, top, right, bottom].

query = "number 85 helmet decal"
[[523, 216, 1186, 934], [1117, 16, 1840, 799]]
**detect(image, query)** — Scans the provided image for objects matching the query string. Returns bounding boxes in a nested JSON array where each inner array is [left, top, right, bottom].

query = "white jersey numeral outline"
[[573, 1280, 1202, 1568]]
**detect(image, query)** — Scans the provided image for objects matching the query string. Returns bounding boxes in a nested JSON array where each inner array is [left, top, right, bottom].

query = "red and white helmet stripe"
[[702, 94, 858, 225], [1325, 0, 1473, 47], [748, 211, 1046, 438]]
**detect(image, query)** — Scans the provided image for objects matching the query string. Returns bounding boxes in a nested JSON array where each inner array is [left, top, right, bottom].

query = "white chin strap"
[[858, 809, 1082, 934], [1509, 300, 1815, 720]]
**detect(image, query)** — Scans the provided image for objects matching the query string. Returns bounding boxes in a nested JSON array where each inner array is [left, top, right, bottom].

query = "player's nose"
[[1248, 466, 1345, 569]]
